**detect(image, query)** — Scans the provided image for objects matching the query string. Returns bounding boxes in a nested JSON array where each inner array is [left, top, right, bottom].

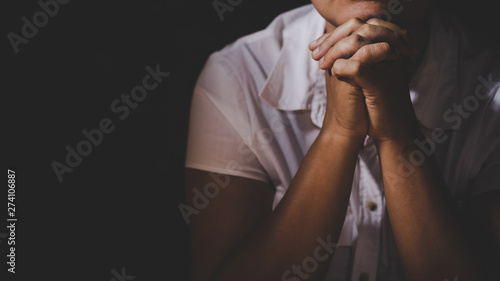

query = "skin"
[[186, 1, 500, 280]]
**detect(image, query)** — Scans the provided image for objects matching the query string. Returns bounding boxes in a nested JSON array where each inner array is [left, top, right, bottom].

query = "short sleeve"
[[468, 84, 500, 195], [185, 54, 269, 183]]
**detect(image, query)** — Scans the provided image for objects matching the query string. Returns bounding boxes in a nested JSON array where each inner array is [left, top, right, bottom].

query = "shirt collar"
[[258, 7, 325, 110], [258, 8, 461, 130]]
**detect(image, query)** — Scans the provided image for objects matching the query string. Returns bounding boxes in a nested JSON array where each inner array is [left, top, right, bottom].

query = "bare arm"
[[311, 16, 488, 280], [187, 131, 362, 281], [187, 61, 369, 280], [376, 133, 485, 280]]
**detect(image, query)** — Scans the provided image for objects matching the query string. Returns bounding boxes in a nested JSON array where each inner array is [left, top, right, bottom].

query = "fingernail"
[[313, 47, 320, 56], [319, 57, 324, 65], [309, 39, 318, 48]]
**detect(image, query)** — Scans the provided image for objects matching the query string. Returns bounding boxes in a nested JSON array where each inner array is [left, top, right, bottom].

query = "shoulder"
[[445, 11, 500, 102], [199, 4, 317, 87], [438, 11, 500, 120], [457, 21, 500, 125]]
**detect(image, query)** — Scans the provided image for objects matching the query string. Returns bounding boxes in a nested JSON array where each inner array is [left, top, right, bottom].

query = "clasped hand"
[[310, 17, 422, 144]]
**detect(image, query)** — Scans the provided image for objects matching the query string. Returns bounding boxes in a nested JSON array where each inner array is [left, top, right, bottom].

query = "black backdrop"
[[3, 0, 498, 280]]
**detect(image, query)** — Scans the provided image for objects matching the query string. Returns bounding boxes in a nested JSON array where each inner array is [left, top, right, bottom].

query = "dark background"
[[2, 0, 498, 280]]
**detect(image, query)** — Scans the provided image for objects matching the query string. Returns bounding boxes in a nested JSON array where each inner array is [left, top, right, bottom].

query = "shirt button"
[[366, 201, 377, 211], [359, 272, 370, 281]]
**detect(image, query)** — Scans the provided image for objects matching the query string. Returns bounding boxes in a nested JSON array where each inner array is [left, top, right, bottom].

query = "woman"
[[184, 0, 500, 280]]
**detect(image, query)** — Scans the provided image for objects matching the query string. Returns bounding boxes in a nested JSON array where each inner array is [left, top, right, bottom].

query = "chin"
[[314, 0, 432, 27]]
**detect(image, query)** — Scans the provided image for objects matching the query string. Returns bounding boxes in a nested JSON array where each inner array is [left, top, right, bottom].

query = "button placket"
[[350, 138, 384, 281]]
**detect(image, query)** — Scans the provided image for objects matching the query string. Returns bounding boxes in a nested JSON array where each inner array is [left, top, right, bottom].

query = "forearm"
[[376, 130, 484, 281], [213, 131, 363, 281]]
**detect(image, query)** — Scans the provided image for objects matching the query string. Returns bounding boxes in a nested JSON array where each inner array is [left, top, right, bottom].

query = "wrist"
[[372, 111, 422, 152], [374, 126, 423, 157], [318, 128, 365, 150]]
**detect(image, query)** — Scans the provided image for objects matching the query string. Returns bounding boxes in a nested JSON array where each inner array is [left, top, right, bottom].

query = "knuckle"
[[324, 33, 334, 44], [322, 33, 332, 43], [351, 61, 362, 76], [332, 60, 343, 74], [324, 47, 340, 64], [367, 18, 382, 25], [323, 48, 334, 62], [350, 34, 366, 46], [357, 45, 371, 59], [358, 24, 374, 35], [336, 39, 351, 54], [323, 33, 337, 47], [391, 30, 402, 41], [379, 42, 391, 52]]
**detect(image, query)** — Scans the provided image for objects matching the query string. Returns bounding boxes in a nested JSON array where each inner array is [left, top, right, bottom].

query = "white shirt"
[[185, 5, 500, 281]]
